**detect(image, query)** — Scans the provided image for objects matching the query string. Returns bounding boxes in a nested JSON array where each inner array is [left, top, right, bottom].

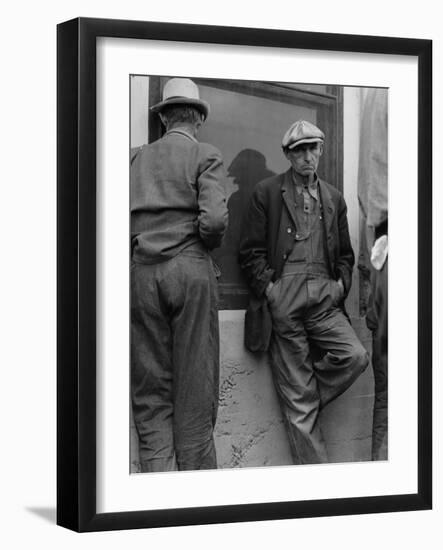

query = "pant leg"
[[131, 262, 178, 472], [268, 276, 328, 464], [371, 332, 388, 460], [304, 278, 369, 409], [131, 252, 220, 472], [370, 260, 388, 460], [165, 251, 220, 471]]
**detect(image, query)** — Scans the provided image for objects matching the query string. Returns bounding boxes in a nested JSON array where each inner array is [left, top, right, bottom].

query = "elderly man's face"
[[285, 142, 323, 178]]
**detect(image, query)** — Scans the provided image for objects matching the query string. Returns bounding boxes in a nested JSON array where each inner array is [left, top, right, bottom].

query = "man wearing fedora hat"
[[130, 78, 228, 472], [239, 120, 369, 464]]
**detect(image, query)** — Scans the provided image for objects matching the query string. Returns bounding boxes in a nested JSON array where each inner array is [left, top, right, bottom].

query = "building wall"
[[130, 78, 374, 472], [130, 76, 150, 148]]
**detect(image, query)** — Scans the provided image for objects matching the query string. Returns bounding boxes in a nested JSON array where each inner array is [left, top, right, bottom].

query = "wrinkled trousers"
[[131, 249, 220, 472], [268, 273, 369, 465]]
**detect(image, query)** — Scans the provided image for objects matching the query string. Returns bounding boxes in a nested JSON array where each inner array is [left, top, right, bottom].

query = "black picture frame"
[[57, 17, 432, 532]]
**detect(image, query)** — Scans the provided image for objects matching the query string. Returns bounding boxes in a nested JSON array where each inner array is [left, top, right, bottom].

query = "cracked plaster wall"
[[214, 311, 374, 469]]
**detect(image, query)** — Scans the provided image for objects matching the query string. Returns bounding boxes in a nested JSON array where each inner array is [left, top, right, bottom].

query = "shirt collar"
[[292, 171, 319, 200], [165, 127, 198, 143]]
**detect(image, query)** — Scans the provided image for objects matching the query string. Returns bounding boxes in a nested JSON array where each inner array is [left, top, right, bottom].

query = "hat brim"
[[287, 137, 324, 149], [150, 97, 210, 119]]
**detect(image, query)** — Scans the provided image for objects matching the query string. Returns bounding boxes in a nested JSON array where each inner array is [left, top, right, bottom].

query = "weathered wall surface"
[[215, 311, 374, 468], [214, 311, 292, 468], [131, 311, 374, 472]]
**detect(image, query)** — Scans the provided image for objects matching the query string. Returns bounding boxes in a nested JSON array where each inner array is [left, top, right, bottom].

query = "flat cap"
[[282, 120, 325, 150]]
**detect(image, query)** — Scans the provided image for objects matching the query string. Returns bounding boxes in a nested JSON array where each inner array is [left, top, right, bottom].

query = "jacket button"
[[287, 227, 292, 233], [283, 253, 287, 260]]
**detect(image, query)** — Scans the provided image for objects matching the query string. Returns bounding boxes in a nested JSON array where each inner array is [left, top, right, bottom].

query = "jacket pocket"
[[244, 297, 272, 353]]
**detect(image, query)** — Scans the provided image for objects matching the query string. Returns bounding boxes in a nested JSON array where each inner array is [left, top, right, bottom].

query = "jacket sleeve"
[[196, 145, 228, 250], [239, 183, 275, 297], [335, 194, 355, 296]]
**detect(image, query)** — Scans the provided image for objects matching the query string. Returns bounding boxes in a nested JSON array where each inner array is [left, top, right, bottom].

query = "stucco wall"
[[214, 311, 292, 468], [215, 311, 374, 468]]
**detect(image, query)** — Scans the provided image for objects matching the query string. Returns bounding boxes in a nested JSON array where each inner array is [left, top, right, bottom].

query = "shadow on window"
[[212, 149, 275, 289]]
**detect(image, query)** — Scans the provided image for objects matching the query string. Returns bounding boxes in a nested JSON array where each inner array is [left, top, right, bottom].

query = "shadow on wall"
[[212, 149, 275, 286]]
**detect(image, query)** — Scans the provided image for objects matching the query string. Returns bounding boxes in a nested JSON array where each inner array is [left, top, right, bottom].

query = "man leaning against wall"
[[239, 120, 369, 465]]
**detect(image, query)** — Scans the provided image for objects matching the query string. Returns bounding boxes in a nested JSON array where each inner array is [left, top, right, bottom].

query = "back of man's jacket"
[[131, 128, 228, 264]]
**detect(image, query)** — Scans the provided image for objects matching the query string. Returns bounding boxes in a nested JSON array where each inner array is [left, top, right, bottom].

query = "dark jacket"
[[239, 169, 354, 352]]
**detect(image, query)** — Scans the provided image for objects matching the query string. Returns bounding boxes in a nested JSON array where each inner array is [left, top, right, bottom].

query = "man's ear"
[[319, 143, 324, 156], [159, 113, 167, 128]]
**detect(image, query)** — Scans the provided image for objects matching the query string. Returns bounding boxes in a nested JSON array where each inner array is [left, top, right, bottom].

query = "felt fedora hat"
[[150, 78, 210, 120], [282, 120, 325, 150]]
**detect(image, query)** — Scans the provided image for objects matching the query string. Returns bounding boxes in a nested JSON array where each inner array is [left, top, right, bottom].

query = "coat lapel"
[[280, 169, 298, 229], [318, 179, 336, 273], [318, 179, 336, 233]]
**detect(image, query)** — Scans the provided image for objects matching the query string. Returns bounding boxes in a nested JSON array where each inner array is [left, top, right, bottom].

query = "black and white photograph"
[[129, 75, 388, 473]]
